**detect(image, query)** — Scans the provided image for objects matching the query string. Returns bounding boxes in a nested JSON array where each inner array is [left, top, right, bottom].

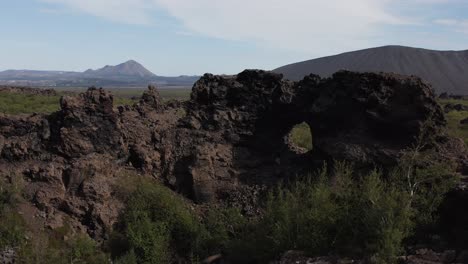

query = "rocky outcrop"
[[56, 87, 125, 158], [444, 103, 468, 113], [437, 175, 468, 249], [0, 71, 466, 240], [186, 70, 449, 174], [139, 84, 163, 110], [460, 117, 468, 125]]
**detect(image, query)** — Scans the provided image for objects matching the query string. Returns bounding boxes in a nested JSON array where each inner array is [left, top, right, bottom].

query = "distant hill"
[[274, 45, 468, 94], [83, 60, 156, 78], [0, 60, 199, 87]]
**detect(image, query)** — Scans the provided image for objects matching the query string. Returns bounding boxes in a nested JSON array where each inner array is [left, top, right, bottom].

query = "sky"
[[0, 0, 467, 76]]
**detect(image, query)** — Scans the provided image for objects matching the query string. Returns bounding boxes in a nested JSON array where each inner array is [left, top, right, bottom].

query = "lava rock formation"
[[0, 70, 466, 240]]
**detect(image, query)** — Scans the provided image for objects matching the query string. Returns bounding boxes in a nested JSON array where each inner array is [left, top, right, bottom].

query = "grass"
[[438, 99, 468, 145], [445, 110, 468, 145], [0, 92, 61, 114], [0, 177, 27, 251], [438, 98, 468, 106], [290, 122, 313, 151], [0, 87, 192, 115]]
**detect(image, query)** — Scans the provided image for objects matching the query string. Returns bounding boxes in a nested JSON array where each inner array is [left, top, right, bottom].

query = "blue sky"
[[0, 0, 467, 76]]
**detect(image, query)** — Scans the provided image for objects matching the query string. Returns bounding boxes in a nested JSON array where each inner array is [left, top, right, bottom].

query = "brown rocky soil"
[[274, 249, 468, 264], [0, 70, 467, 246]]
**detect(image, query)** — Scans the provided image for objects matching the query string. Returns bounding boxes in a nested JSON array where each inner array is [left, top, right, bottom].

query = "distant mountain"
[[83, 60, 156, 78], [0, 60, 199, 87], [274, 45, 468, 94]]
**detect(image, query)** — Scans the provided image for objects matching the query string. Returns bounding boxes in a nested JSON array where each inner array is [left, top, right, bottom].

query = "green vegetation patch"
[[109, 149, 457, 264], [0, 175, 27, 251], [18, 233, 108, 264], [0, 88, 192, 115], [110, 173, 247, 263], [445, 110, 468, 145], [438, 99, 468, 145], [289, 122, 313, 150], [0, 92, 60, 114]]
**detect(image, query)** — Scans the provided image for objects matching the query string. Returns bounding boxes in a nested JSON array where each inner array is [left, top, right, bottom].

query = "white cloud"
[[154, 0, 414, 54], [40, 0, 156, 25], [434, 19, 459, 25], [434, 18, 468, 33], [39, 0, 465, 54], [38, 7, 65, 14]]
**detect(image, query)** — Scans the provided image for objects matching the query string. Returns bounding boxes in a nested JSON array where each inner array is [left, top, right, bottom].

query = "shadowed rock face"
[[0, 70, 465, 239], [188, 70, 447, 170]]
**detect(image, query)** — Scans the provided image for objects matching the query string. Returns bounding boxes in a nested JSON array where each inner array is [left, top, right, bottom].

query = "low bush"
[[18, 232, 108, 264], [227, 164, 412, 263], [0, 212, 26, 251], [0, 178, 27, 251], [110, 174, 249, 263], [111, 179, 203, 263], [289, 122, 313, 150], [107, 153, 458, 264], [198, 207, 247, 258]]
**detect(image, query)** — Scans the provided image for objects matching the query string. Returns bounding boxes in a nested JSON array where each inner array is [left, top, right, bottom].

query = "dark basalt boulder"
[[439, 92, 449, 99], [139, 84, 164, 110], [444, 103, 468, 113], [291, 72, 446, 166], [437, 175, 468, 249]]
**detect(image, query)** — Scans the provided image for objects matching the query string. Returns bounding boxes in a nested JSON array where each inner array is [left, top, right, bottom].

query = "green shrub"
[[0, 180, 26, 250], [18, 230, 108, 264], [109, 139, 457, 264], [0, 211, 27, 250], [227, 163, 413, 263], [110, 174, 250, 263], [289, 122, 313, 150], [114, 250, 138, 264], [198, 207, 247, 257], [112, 179, 203, 263], [67, 235, 109, 264]]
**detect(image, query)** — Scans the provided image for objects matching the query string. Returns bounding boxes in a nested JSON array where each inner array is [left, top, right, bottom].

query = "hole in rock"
[[288, 122, 313, 152]]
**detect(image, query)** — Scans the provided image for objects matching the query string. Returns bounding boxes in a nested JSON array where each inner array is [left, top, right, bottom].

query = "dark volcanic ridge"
[[274, 45, 468, 94]]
